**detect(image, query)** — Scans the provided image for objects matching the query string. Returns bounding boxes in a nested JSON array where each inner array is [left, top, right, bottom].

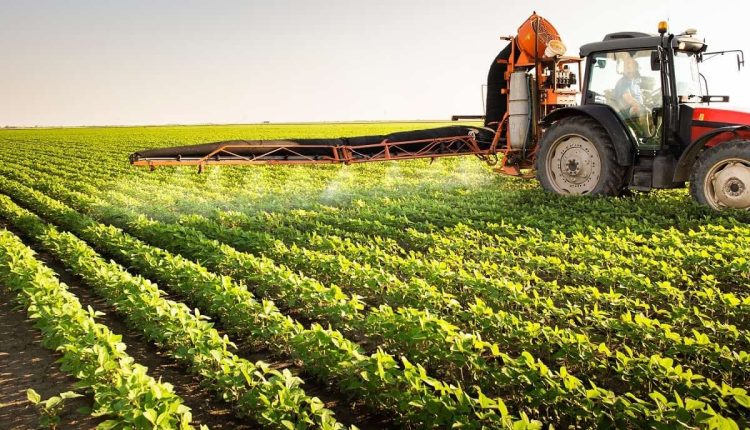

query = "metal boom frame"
[[131, 133, 497, 172]]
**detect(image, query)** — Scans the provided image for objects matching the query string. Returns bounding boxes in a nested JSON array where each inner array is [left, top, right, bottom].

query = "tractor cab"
[[580, 29, 707, 152]]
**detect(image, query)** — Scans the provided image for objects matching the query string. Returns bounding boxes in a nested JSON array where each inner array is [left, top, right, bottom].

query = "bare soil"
[[0, 289, 103, 429]]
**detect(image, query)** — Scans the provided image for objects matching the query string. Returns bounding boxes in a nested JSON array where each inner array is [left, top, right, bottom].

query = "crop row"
[[7, 141, 744, 240], [0, 177, 545, 429], [1, 152, 746, 302], [65, 182, 750, 374], [0, 227, 195, 429], [5, 174, 750, 426], [45, 182, 721, 420], [3, 130, 750, 428], [183, 209, 750, 352], [4, 163, 750, 393], [72, 157, 750, 234], [204, 199, 748, 294], [19, 166, 749, 381], [2, 161, 746, 355], [0, 138, 471, 215], [0, 194, 348, 429], [73, 190, 750, 420], [6, 145, 747, 311]]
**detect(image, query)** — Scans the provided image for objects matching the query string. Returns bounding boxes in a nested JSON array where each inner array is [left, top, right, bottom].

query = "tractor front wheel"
[[689, 140, 750, 210], [536, 116, 625, 196]]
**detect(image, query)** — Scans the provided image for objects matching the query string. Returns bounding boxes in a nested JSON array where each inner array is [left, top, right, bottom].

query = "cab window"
[[587, 50, 663, 148]]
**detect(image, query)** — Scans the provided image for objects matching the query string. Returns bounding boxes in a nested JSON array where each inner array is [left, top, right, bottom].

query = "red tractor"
[[531, 20, 749, 210], [131, 14, 749, 211]]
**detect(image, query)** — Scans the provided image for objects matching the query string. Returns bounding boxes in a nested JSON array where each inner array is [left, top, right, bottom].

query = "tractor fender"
[[541, 105, 636, 166], [673, 125, 750, 182]]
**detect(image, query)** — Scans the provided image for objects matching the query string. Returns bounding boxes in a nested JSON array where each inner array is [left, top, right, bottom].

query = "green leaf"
[[97, 420, 120, 430], [673, 391, 683, 408], [649, 391, 668, 405], [734, 393, 750, 408], [685, 398, 706, 411], [359, 371, 369, 382], [477, 391, 494, 409], [489, 343, 500, 356], [143, 408, 158, 424], [715, 417, 740, 430], [45, 396, 62, 409], [26, 388, 41, 405], [59, 391, 83, 400], [497, 398, 509, 417], [76, 406, 93, 415], [586, 389, 600, 399]]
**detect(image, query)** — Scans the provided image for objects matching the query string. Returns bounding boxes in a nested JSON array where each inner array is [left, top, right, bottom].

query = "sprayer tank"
[[508, 71, 531, 150]]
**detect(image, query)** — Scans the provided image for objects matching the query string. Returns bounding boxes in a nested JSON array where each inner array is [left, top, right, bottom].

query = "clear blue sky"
[[1, 0, 748, 126]]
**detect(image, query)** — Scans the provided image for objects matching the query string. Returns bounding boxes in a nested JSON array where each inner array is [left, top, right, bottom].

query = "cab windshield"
[[674, 51, 702, 98]]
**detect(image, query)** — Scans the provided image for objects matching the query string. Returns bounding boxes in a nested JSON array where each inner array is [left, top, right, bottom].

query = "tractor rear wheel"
[[536, 116, 626, 196], [689, 139, 750, 210]]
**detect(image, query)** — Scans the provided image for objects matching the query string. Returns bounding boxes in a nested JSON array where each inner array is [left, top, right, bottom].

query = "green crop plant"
[[0, 123, 748, 429]]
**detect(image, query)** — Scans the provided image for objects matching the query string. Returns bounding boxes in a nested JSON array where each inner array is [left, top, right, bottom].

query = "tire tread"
[[536, 116, 625, 196], [689, 139, 750, 209]]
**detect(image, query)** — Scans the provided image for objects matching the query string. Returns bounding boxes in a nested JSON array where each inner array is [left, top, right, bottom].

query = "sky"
[[1, 0, 749, 127]]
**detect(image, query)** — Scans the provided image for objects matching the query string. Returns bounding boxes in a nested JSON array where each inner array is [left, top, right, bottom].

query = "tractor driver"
[[614, 55, 652, 138], [614, 56, 645, 118]]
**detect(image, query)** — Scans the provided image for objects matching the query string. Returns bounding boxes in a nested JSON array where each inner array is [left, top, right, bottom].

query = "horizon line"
[[0, 118, 486, 131]]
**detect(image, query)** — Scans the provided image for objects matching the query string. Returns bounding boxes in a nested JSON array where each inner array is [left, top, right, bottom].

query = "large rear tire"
[[689, 140, 750, 210], [536, 116, 626, 196]]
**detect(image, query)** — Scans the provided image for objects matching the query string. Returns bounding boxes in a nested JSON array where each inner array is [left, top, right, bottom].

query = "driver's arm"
[[621, 88, 643, 113]]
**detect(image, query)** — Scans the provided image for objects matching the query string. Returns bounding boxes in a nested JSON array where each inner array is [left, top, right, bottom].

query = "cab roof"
[[580, 32, 706, 56]]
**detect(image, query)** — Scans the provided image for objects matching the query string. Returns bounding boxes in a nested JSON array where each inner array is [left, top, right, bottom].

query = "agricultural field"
[[0, 122, 748, 429]]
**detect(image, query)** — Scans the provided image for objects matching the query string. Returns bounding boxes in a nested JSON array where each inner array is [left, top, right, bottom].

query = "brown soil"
[[0, 289, 103, 430]]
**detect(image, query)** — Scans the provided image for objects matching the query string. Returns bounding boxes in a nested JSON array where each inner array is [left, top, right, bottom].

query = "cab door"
[[585, 50, 664, 150]]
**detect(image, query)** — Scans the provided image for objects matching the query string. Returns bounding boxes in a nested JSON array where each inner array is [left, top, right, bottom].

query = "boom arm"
[[129, 126, 499, 172]]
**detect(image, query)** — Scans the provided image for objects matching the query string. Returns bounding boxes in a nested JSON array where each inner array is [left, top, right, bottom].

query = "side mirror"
[[650, 51, 661, 71], [701, 50, 744, 71], [596, 58, 607, 69]]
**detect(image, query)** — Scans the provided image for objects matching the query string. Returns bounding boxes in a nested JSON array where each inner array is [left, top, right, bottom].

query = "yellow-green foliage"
[[0, 123, 748, 429]]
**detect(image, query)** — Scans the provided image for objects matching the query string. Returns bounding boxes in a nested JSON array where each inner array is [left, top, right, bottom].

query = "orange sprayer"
[[516, 12, 566, 61]]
